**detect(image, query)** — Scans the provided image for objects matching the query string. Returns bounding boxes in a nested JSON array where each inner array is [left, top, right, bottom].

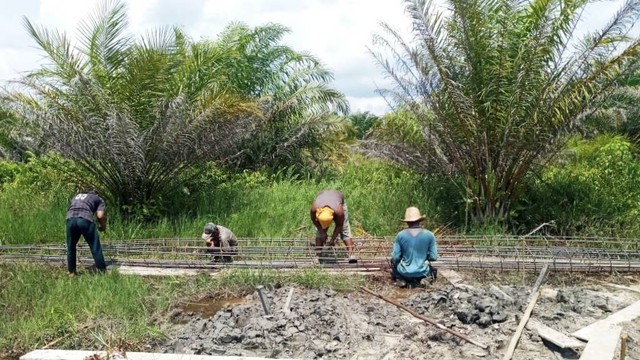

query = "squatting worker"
[[65, 188, 108, 277], [202, 223, 238, 263], [310, 189, 357, 263], [390, 206, 438, 287]]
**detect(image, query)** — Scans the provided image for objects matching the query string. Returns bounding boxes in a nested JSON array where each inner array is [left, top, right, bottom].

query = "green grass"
[[0, 156, 442, 245], [0, 264, 172, 356], [0, 264, 363, 358]]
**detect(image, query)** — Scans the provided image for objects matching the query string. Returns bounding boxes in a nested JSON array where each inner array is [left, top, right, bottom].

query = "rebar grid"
[[1, 235, 639, 272]]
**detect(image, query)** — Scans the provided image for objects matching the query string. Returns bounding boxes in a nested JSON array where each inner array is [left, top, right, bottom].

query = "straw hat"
[[401, 206, 426, 222]]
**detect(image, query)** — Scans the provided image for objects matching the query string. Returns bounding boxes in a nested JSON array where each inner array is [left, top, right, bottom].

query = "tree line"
[[1, 0, 639, 228]]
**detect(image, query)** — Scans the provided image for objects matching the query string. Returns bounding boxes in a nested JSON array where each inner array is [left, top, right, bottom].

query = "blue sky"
[[0, 0, 630, 115]]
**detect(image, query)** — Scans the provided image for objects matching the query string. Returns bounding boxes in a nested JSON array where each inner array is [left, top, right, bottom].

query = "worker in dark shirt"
[[65, 188, 107, 276]]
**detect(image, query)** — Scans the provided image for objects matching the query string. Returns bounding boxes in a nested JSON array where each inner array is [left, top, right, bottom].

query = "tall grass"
[[0, 156, 441, 244]]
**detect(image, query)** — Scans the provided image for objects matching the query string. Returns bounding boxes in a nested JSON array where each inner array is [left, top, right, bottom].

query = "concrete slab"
[[20, 350, 296, 360], [578, 325, 622, 360], [527, 319, 584, 349], [572, 300, 640, 341], [107, 265, 382, 277], [108, 265, 215, 276]]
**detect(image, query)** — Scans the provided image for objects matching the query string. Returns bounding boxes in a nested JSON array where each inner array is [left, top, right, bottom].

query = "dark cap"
[[203, 223, 217, 234]]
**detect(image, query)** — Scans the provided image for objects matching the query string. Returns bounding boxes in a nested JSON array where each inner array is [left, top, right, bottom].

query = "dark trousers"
[[206, 246, 237, 263], [391, 260, 436, 284], [66, 217, 106, 273]]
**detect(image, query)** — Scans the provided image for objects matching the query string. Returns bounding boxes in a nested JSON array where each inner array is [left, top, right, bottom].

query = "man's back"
[[66, 193, 105, 222], [218, 225, 238, 248], [392, 228, 438, 278], [313, 190, 343, 211]]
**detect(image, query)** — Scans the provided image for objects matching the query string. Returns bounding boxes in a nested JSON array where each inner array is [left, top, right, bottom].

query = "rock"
[[244, 329, 261, 339], [490, 285, 515, 303], [477, 312, 493, 327], [492, 311, 508, 323], [541, 288, 558, 300], [326, 340, 340, 352], [475, 299, 498, 313], [208, 345, 226, 354], [556, 290, 571, 303], [455, 306, 478, 324], [284, 326, 298, 337]]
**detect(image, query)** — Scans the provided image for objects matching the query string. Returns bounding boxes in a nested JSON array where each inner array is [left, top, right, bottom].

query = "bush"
[[516, 135, 640, 236]]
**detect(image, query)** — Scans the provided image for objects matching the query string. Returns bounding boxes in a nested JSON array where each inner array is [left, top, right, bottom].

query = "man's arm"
[[427, 232, 438, 261], [310, 206, 326, 235], [96, 211, 107, 232], [328, 208, 344, 245], [391, 236, 402, 265]]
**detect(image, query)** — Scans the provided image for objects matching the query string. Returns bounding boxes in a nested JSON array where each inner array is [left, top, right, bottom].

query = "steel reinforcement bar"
[[1, 236, 640, 272]]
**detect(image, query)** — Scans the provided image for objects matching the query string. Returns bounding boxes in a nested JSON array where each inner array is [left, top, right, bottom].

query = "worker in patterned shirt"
[[65, 188, 107, 276], [202, 223, 238, 263]]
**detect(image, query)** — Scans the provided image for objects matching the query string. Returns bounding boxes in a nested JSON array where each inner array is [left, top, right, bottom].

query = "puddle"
[[177, 296, 245, 322]]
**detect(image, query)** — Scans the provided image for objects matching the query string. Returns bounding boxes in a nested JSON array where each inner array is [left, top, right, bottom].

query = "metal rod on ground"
[[283, 287, 295, 313], [255, 285, 271, 315], [503, 264, 550, 360], [360, 286, 488, 349], [620, 332, 628, 360]]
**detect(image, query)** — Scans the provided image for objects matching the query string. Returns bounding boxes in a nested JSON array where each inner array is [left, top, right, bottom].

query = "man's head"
[[401, 206, 425, 226], [316, 207, 334, 230], [202, 223, 218, 241], [81, 185, 99, 196]]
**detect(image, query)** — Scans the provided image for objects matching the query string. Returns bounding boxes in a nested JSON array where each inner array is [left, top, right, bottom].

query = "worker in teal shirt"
[[391, 206, 438, 287]]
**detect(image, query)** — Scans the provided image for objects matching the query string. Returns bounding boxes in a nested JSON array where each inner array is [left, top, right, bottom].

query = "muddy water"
[[179, 297, 245, 320]]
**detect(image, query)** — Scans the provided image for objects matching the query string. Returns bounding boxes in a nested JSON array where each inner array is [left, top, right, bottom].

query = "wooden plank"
[[20, 349, 297, 360], [502, 291, 540, 360], [503, 265, 550, 360], [527, 320, 584, 349], [283, 287, 295, 314], [572, 300, 640, 341], [579, 325, 622, 360]]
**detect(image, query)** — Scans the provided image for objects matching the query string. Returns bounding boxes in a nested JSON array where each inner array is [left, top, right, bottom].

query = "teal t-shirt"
[[391, 228, 438, 278]]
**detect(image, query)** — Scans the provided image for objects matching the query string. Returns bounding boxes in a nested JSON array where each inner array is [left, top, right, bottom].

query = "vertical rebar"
[[256, 285, 271, 315]]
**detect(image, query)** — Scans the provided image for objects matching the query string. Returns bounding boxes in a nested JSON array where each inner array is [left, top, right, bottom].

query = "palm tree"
[[4, 0, 350, 216], [368, 0, 640, 225], [210, 23, 350, 172], [348, 111, 379, 140], [5, 0, 257, 217]]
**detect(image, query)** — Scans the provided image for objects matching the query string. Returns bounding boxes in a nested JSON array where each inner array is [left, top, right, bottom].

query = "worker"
[[310, 189, 357, 263], [202, 223, 238, 263], [65, 188, 107, 277], [390, 206, 438, 287]]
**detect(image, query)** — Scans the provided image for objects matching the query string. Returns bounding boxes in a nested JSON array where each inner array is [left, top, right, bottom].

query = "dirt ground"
[[158, 272, 640, 359]]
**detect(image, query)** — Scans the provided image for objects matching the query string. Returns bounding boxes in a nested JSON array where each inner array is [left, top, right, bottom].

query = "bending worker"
[[65, 188, 108, 276], [310, 189, 357, 263], [202, 223, 238, 263], [391, 206, 438, 287]]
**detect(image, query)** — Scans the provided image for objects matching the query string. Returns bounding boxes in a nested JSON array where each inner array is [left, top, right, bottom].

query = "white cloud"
[[0, 0, 634, 114]]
